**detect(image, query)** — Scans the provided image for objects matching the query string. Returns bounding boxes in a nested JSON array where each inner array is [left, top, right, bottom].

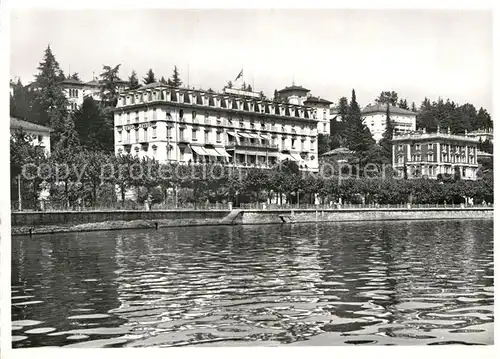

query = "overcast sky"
[[10, 8, 492, 110]]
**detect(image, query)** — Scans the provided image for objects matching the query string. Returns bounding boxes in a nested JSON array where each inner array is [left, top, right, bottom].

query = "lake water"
[[11, 219, 494, 347]]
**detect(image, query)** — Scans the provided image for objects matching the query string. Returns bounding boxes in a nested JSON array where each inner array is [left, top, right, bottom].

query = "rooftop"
[[392, 130, 480, 143], [304, 96, 333, 105], [321, 147, 355, 156], [477, 150, 493, 158], [362, 103, 417, 116], [10, 117, 53, 133], [277, 85, 310, 93], [59, 78, 84, 85]]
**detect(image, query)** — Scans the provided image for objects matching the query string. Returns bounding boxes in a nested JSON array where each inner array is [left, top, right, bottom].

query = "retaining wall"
[[11, 210, 230, 227]]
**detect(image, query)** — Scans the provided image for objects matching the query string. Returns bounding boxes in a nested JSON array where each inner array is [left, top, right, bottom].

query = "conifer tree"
[[143, 69, 156, 84], [129, 70, 140, 89], [345, 89, 374, 153], [379, 103, 394, 158], [159, 76, 167, 84], [170, 66, 182, 87], [32, 45, 69, 145], [99, 64, 121, 106]]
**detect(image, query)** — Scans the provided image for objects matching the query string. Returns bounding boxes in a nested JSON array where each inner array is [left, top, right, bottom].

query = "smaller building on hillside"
[[10, 117, 52, 155], [466, 128, 493, 143], [362, 103, 417, 143], [320, 147, 356, 164], [392, 129, 479, 180]]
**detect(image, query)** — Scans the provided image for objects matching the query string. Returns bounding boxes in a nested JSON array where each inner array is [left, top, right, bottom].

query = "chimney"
[[447, 127, 451, 134], [437, 125, 440, 133], [423, 128, 426, 134]]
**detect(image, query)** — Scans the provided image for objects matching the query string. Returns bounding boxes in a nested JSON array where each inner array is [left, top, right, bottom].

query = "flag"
[[234, 69, 243, 82]]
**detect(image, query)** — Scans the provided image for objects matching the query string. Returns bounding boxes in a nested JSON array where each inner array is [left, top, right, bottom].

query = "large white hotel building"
[[113, 83, 321, 171]]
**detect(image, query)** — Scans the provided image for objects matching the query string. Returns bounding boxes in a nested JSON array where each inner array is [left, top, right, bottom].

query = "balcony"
[[226, 141, 279, 152]]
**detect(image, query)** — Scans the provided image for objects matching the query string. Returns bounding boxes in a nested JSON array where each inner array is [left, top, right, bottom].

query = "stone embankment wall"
[[11, 208, 493, 236]]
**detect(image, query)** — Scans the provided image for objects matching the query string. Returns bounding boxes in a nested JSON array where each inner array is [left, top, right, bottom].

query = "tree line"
[[10, 130, 494, 210]]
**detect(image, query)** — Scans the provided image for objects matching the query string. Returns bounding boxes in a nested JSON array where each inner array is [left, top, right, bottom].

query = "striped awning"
[[215, 148, 232, 157], [204, 148, 221, 157], [191, 145, 209, 155], [238, 132, 253, 139]]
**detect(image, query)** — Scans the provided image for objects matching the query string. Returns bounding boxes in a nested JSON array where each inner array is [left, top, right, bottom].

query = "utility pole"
[[17, 174, 22, 211]]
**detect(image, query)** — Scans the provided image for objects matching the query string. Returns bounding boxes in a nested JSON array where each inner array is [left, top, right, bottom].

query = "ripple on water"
[[67, 313, 111, 320], [24, 327, 56, 334]]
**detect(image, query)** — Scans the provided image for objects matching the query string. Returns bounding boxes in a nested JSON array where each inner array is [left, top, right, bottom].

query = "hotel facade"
[[113, 83, 320, 171], [362, 103, 417, 143], [392, 129, 479, 180]]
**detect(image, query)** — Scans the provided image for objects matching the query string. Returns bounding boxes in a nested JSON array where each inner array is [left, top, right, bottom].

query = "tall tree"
[[128, 70, 140, 89], [32, 45, 69, 145], [99, 64, 121, 106], [379, 103, 394, 159], [398, 98, 409, 110], [170, 66, 182, 87], [336, 96, 349, 122], [411, 101, 417, 112], [345, 89, 375, 153], [69, 73, 81, 81], [375, 91, 398, 106], [143, 68, 156, 85], [226, 80, 233, 89], [159, 76, 167, 84], [476, 108, 492, 129], [73, 97, 113, 152]]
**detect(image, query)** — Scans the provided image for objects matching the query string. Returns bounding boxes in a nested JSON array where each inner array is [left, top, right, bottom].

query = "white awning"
[[191, 145, 209, 155], [260, 134, 271, 140], [248, 133, 261, 139], [227, 131, 238, 137], [204, 148, 221, 157], [290, 153, 303, 162], [238, 132, 253, 139], [279, 153, 294, 161], [215, 148, 232, 157]]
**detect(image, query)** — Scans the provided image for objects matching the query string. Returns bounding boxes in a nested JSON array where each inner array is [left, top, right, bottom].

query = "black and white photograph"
[[1, 1, 496, 357]]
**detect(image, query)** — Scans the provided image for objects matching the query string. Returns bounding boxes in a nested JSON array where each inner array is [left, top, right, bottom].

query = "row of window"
[[119, 92, 313, 118], [117, 127, 316, 149], [69, 88, 79, 97]]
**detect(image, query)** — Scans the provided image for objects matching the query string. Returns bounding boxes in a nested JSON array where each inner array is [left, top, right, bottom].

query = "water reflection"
[[12, 220, 494, 347]]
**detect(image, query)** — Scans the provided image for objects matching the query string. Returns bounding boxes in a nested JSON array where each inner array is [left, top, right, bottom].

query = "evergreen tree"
[[159, 76, 167, 84], [143, 68, 156, 84], [167, 78, 173, 86], [476, 108, 492, 129], [375, 91, 398, 106], [170, 66, 182, 87], [99, 64, 121, 106], [32, 45, 69, 145], [226, 80, 233, 89], [345, 89, 375, 154], [70, 73, 81, 81], [398, 98, 409, 110], [246, 84, 253, 92], [129, 70, 140, 89], [336, 96, 349, 122], [273, 89, 279, 102], [10, 79, 35, 121], [411, 101, 417, 112], [379, 103, 394, 159], [73, 97, 113, 152]]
